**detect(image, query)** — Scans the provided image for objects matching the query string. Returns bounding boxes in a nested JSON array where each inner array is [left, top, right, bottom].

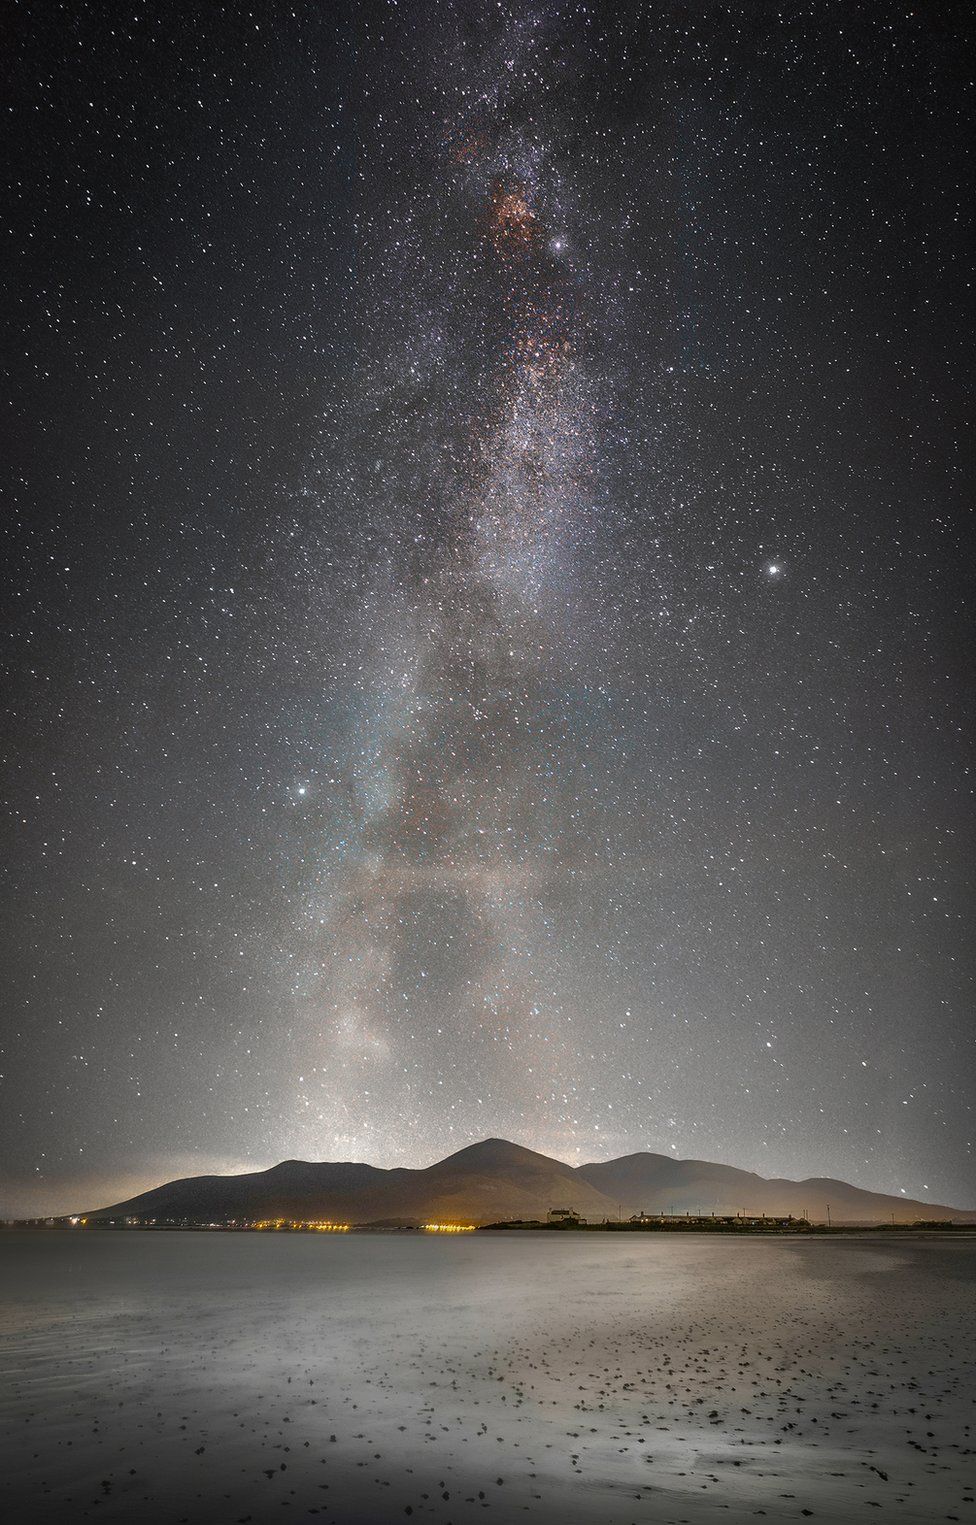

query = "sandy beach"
[[1, 1231, 973, 1523]]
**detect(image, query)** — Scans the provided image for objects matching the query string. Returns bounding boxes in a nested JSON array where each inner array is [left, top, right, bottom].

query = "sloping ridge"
[[575, 1154, 974, 1222], [81, 1138, 974, 1224]]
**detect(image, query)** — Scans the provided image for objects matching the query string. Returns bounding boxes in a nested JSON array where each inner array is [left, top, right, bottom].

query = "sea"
[[1, 1229, 973, 1523]]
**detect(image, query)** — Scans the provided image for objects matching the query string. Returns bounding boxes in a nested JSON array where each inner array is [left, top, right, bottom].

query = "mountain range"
[[80, 1138, 974, 1225]]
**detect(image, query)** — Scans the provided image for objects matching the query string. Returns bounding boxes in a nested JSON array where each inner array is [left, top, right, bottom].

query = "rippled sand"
[[0, 1231, 973, 1523]]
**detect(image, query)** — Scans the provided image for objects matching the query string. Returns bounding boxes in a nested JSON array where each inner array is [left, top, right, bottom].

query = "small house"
[[547, 1207, 584, 1226]]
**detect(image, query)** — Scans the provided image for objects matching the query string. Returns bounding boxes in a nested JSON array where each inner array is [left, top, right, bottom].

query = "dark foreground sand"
[[0, 1231, 973, 1523]]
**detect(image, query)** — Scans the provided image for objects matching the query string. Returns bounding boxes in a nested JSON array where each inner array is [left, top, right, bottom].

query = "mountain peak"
[[431, 1137, 568, 1170]]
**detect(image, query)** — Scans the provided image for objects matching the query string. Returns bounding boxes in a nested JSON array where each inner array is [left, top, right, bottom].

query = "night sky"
[[2, 1, 973, 1217]]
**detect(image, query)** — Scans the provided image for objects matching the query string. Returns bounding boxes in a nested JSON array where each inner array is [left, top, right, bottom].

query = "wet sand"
[[0, 1231, 973, 1523]]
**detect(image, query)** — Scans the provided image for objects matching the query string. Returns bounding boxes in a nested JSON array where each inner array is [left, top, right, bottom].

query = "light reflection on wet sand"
[[1, 1232, 973, 1522]]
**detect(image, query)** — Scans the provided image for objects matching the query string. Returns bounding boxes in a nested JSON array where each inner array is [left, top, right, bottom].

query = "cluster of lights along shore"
[[63, 1216, 475, 1233], [253, 1219, 350, 1233], [251, 1220, 474, 1233]]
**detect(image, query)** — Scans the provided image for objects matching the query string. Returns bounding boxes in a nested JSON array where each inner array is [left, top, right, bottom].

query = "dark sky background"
[[2, 0, 973, 1216]]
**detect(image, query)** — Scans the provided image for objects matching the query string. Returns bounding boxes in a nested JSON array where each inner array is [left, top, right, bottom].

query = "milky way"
[[295, 21, 611, 1155], [2, 1, 973, 1214]]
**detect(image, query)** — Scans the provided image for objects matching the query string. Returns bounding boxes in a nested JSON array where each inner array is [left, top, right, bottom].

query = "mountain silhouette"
[[79, 1138, 974, 1225]]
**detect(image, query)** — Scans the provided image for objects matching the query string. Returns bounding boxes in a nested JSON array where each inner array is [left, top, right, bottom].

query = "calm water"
[[0, 1231, 973, 1523]]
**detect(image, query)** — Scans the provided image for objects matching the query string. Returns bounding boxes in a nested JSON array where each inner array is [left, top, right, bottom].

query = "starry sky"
[[2, 1, 973, 1217]]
